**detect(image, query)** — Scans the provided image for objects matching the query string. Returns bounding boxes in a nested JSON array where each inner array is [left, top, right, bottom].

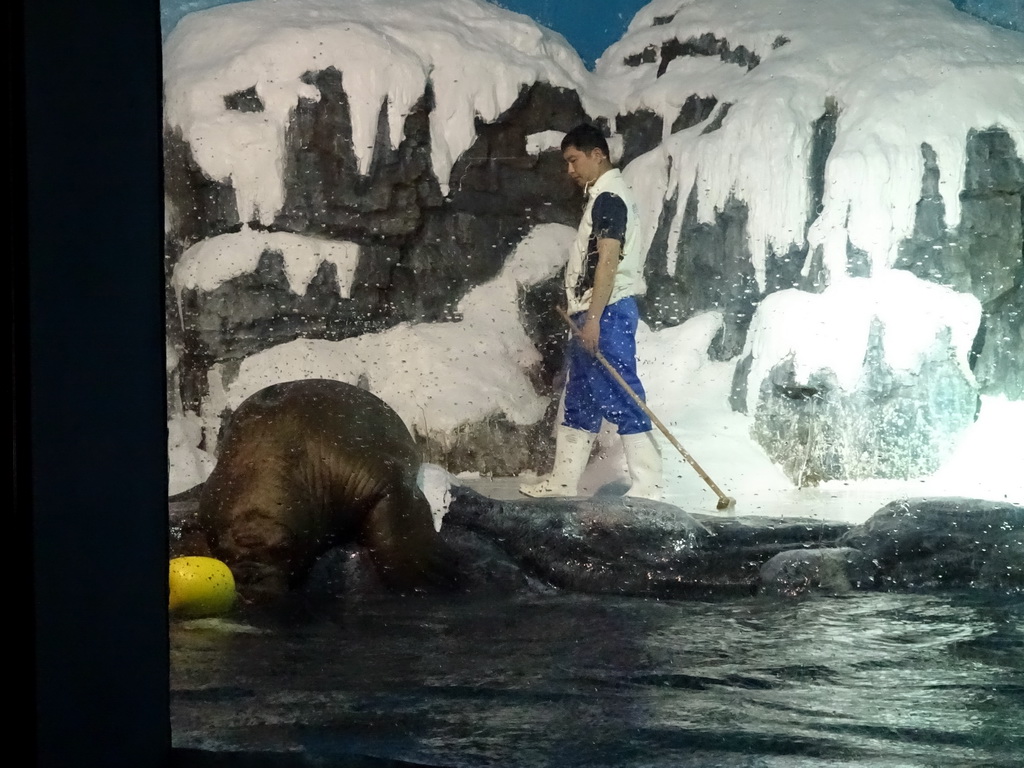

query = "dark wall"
[[23, 1, 169, 766]]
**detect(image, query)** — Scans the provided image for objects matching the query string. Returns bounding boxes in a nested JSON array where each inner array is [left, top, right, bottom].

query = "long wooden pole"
[[557, 306, 736, 511]]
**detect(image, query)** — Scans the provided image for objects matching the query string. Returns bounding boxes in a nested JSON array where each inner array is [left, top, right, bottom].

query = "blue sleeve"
[[591, 192, 627, 244]]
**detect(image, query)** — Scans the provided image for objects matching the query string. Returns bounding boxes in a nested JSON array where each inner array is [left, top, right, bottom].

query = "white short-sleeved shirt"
[[564, 168, 643, 314]]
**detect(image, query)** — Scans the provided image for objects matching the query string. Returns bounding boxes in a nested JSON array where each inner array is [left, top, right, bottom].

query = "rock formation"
[[163, 0, 1023, 486]]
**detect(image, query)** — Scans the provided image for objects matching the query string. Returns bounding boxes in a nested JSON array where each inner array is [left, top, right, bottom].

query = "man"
[[520, 123, 662, 500]]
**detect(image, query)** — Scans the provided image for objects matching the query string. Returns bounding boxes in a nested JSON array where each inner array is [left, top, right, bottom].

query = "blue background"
[[160, 0, 1022, 68]]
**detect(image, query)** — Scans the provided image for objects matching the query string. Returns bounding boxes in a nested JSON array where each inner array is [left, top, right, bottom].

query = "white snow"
[[171, 228, 361, 325], [163, 0, 593, 223], [168, 410, 217, 493], [165, 0, 1024, 522], [417, 462, 455, 531], [742, 270, 982, 414], [525, 130, 565, 156], [181, 223, 574, 456], [598, 0, 1024, 289]]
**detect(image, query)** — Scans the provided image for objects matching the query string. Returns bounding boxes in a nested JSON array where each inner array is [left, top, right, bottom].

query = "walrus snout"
[[228, 560, 291, 600]]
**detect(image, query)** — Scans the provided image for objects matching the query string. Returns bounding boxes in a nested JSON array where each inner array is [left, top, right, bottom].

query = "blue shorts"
[[562, 297, 652, 435]]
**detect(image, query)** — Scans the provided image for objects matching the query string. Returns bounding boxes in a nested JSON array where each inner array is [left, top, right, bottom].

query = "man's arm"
[[579, 237, 620, 354]]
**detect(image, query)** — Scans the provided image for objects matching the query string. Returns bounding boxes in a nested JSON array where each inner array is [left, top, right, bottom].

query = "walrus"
[[199, 379, 461, 599]]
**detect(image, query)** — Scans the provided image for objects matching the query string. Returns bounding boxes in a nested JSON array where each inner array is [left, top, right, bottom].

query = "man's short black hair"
[[561, 123, 610, 157]]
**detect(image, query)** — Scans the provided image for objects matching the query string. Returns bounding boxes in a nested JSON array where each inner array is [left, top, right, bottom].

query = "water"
[[171, 591, 1024, 767]]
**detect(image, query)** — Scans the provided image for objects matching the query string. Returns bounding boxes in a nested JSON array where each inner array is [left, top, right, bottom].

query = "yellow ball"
[[169, 556, 237, 618]]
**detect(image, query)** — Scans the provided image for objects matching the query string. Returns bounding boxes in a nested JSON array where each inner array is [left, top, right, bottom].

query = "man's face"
[[563, 145, 605, 188]]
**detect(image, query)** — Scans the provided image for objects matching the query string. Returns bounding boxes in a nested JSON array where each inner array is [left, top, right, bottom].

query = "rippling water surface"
[[171, 591, 1024, 767]]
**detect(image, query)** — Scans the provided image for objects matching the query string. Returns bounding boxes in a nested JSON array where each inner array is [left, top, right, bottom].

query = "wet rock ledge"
[[169, 489, 1023, 601], [440, 490, 1023, 598]]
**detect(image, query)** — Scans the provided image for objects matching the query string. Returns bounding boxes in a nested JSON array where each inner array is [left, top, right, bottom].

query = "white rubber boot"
[[622, 431, 663, 501], [519, 426, 596, 498]]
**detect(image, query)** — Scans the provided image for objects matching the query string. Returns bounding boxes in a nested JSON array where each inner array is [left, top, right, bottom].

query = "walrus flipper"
[[362, 481, 462, 593]]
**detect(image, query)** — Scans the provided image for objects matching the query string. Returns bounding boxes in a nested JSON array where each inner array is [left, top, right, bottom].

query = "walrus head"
[[206, 503, 316, 599]]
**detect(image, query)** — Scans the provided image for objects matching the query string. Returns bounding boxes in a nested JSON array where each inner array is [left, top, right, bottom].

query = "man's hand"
[[580, 315, 601, 354], [578, 236, 620, 356]]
